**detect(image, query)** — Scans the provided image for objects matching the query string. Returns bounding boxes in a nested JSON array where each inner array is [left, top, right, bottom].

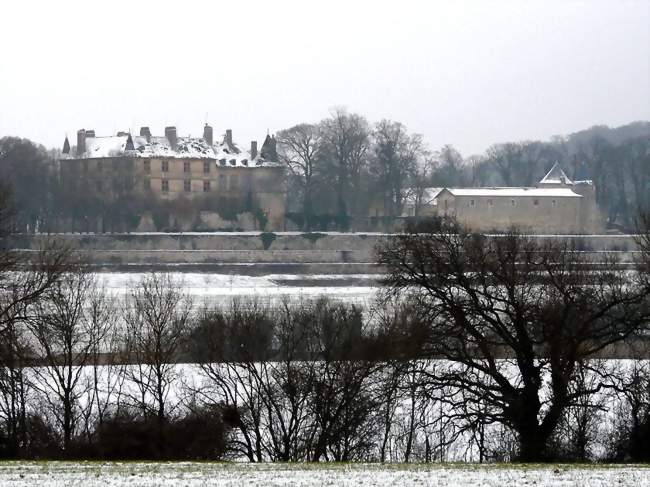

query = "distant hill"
[[558, 121, 650, 150]]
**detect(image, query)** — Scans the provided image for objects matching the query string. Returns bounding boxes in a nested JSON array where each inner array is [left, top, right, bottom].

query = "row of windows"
[[146, 177, 241, 193], [467, 198, 558, 207], [143, 159, 212, 174], [77, 159, 247, 175], [79, 160, 134, 172], [440, 198, 559, 209], [92, 178, 134, 191]]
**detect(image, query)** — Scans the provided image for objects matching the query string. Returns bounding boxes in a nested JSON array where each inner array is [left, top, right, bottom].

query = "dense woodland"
[[1, 116, 649, 232]]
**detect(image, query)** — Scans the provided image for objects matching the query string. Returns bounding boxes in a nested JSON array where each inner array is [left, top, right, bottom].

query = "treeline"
[[1, 118, 648, 233], [279, 115, 650, 230], [1, 217, 649, 462], [0, 269, 648, 463]]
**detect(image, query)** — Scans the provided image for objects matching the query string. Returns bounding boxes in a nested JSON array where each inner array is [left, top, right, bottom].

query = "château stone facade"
[[59, 125, 286, 230]]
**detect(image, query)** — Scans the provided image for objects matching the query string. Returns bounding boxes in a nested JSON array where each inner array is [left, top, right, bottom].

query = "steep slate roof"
[[64, 133, 282, 168]]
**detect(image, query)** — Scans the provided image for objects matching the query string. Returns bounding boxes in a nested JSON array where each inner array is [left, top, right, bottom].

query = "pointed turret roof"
[[125, 133, 134, 151], [62, 136, 70, 154], [539, 162, 572, 186]]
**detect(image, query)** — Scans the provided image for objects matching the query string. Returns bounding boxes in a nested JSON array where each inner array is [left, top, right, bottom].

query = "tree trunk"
[[63, 396, 73, 453], [517, 422, 549, 462]]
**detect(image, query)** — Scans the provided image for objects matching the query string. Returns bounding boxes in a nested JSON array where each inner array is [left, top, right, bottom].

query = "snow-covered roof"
[[539, 163, 573, 185], [65, 133, 281, 168], [443, 187, 582, 198]]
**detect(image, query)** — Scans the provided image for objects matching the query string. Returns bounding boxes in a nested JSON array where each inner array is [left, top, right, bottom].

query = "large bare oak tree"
[[378, 219, 650, 461]]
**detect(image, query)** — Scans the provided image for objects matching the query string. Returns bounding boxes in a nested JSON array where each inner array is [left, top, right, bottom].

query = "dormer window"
[[219, 159, 226, 166], [229, 159, 236, 166], [241, 159, 248, 166]]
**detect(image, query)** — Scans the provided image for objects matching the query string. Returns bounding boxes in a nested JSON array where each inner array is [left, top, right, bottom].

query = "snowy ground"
[[97, 272, 380, 307], [0, 462, 647, 486]]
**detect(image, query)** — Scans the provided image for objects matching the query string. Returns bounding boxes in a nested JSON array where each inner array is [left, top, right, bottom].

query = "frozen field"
[[0, 462, 647, 486], [98, 272, 380, 306]]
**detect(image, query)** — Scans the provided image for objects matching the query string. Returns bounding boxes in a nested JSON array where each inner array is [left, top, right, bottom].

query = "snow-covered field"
[[97, 272, 379, 306], [0, 462, 647, 486]]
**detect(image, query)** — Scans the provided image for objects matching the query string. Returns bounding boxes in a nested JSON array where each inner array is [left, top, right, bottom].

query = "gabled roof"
[[539, 162, 573, 185]]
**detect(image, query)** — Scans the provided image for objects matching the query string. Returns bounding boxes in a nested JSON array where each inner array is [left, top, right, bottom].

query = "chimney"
[[250, 140, 258, 159], [203, 123, 213, 146], [62, 136, 70, 154], [76, 129, 86, 156], [165, 126, 177, 150], [140, 126, 152, 143], [225, 129, 233, 147], [85, 129, 96, 138]]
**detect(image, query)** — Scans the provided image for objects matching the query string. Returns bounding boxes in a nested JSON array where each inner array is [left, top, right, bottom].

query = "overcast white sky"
[[1, 0, 648, 155]]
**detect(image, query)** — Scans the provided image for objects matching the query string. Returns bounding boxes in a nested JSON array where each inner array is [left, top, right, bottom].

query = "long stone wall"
[[9, 232, 643, 273]]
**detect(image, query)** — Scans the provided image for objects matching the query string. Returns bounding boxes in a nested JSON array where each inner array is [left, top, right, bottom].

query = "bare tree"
[[378, 218, 650, 461], [0, 310, 31, 457], [432, 145, 467, 187], [122, 273, 192, 428], [190, 297, 382, 462], [0, 241, 70, 336], [192, 298, 322, 462], [320, 108, 370, 226], [486, 141, 561, 187], [80, 284, 124, 444], [276, 124, 324, 230], [549, 360, 610, 461], [606, 361, 650, 462], [370, 120, 424, 217], [0, 183, 71, 456], [405, 153, 435, 218], [28, 266, 108, 453]]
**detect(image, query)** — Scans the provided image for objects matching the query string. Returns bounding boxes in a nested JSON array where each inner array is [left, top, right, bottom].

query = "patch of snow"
[[0, 462, 646, 486], [446, 187, 582, 198]]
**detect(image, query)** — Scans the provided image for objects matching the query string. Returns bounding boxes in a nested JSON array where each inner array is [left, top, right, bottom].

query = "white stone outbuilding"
[[405, 164, 603, 234]]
